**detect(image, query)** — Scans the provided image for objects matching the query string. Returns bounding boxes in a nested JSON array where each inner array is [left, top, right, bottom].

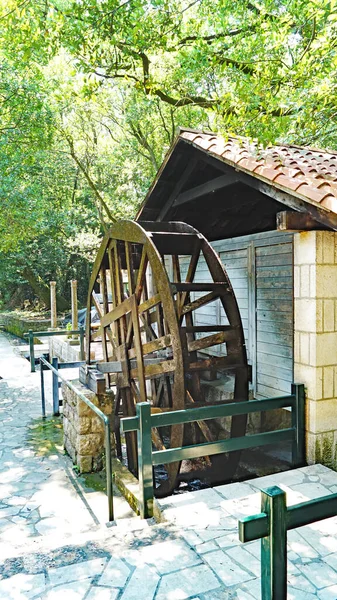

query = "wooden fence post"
[[261, 486, 287, 600], [28, 329, 35, 373], [292, 383, 305, 467], [136, 402, 154, 519]]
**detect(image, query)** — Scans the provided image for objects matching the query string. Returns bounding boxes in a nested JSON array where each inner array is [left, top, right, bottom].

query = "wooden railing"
[[239, 485, 337, 599], [121, 384, 305, 518]]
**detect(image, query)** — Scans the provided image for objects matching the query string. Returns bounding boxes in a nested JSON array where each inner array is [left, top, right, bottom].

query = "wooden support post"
[[71, 280, 78, 338], [52, 357, 59, 416], [292, 383, 305, 467], [136, 402, 154, 519], [28, 329, 35, 373], [50, 281, 57, 329], [261, 486, 287, 600], [79, 325, 85, 361]]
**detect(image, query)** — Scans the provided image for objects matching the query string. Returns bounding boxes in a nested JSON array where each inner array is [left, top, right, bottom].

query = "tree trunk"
[[22, 267, 69, 312]]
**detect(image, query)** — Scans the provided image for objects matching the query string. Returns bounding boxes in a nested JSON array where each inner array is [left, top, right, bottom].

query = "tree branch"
[[66, 136, 116, 229]]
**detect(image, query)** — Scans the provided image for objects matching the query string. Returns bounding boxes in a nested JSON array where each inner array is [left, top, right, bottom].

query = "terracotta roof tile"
[[322, 197, 337, 212], [180, 130, 337, 218]]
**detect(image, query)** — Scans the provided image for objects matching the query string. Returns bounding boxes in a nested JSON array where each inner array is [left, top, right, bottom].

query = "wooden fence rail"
[[121, 384, 305, 519], [239, 485, 337, 599]]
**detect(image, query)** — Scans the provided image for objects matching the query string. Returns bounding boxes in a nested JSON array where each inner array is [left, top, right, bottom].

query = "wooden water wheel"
[[85, 220, 249, 496]]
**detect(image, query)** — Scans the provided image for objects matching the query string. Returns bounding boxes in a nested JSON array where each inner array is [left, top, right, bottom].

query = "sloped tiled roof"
[[181, 130, 337, 214]]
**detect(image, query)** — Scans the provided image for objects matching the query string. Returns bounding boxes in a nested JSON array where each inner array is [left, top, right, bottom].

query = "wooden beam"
[[157, 157, 198, 221], [194, 152, 337, 231], [276, 210, 330, 231], [174, 173, 238, 207]]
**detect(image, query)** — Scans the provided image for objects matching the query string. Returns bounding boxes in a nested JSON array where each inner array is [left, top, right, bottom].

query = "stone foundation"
[[1, 311, 53, 339], [294, 231, 337, 469], [49, 335, 83, 363], [62, 380, 114, 473]]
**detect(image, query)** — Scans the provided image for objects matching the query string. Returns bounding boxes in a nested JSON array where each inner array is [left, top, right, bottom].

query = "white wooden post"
[[71, 279, 78, 337], [50, 281, 57, 329]]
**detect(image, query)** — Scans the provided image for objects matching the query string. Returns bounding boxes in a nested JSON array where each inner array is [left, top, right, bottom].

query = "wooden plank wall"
[[214, 231, 294, 398], [166, 230, 294, 398]]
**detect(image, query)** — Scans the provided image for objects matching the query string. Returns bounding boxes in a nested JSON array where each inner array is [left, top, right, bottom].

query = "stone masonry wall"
[[294, 231, 337, 468], [1, 312, 52, 339], [62, 380, 114, 473], [49, 336, 83, 363]]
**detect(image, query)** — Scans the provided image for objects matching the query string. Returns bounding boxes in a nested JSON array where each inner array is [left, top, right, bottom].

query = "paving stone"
[[119, 565, 159, 600], [322, 551, 337, 573], [0, 505, 22, 517], [159, 488, 222, 510], [86, 587, 119, 600], [292, 482, 332, 500], [180, 529, 202, 547], [288, 589, 317, 600], [4, 495, 29, 506], [243, 541, 260, 559], [226, 545, 261, 577], [125, 539, 201, 574], [318, 584, 337, 599], [0, 572, 46, 599], [288, 530, 320, 560], [197, 541, 218, 554], [197, 591, 231, 600], [235, 590, 257, 600], [218, 496, 260, 520], [203, 549, 254, 586], [0, 467, 26, 483], [296, 525, 337, 556], [98, 557, 131, 588], [215, 482, 256, 500], [287, 573, 317, 594], [48, 558, 108, 586], [214, 532, 241, 549], [240, 578, 260, 600], [301, 561, 337, 589], [36, 581, 92, 599], [156, 564, 220, 600]]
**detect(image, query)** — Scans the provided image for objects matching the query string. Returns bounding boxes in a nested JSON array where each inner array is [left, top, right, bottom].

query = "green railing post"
[[292, 383, 305, 467], [261, 486, 287, 600], [28, 330, 35, 373], [136, 402, 154, 519], [104, 418, 114, 522], [79, 325, 85, 361], [40, 358, 46, 419], [52, 357, 59, 416]]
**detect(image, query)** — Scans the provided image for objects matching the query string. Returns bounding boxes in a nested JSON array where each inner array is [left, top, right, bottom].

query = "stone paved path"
[[2, 332, 337, 598]]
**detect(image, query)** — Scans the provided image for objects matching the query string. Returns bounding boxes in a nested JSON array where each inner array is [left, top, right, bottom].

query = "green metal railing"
[[24, 326, 85, 372], [121, 384, 305, 519], [239, 485, 337, 599], [39, 356, 114, 522], [39, 356, 85, 417]]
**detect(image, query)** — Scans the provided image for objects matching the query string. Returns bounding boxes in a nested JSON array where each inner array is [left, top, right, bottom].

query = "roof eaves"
[[181, 136, 337, 229]]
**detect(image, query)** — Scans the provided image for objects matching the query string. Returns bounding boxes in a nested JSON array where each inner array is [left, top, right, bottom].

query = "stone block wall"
[[62, 380, 114, 473], [49, 336, 83, 363], [1, 312, 52, 339], [294, 231, 337, 468]]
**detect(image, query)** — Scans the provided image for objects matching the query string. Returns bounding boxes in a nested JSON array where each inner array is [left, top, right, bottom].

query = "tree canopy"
[[0, 0, 336, 308]]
